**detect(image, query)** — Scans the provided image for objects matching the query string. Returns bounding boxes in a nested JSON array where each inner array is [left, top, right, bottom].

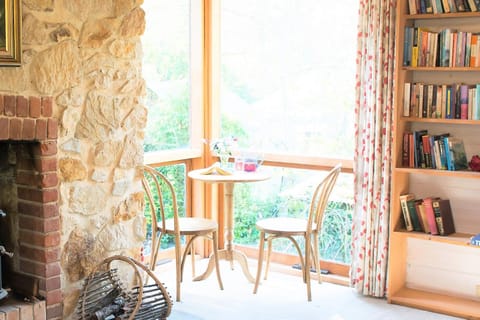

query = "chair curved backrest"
[[307, 163, 342, 234], [142, 165, 181, 258]]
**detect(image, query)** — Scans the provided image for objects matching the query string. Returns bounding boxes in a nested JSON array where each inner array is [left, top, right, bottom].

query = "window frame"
[[144, 0, 353, 277]]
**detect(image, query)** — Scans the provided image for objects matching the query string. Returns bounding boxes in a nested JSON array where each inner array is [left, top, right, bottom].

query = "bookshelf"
[[389, 0, 480, 318]]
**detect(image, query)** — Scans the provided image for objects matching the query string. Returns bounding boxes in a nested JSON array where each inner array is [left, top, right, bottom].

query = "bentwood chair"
[[142, 165, 223, 302], [253, 164, 341, 301]]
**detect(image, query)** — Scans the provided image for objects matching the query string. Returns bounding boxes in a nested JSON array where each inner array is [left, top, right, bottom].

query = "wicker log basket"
[[76, 255, 172, 320]]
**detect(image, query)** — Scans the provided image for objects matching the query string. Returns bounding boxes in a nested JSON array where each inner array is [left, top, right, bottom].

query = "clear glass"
[[233, 166, 353, 264], [142, 0, 191, 152], [220, 0, 358, 158]]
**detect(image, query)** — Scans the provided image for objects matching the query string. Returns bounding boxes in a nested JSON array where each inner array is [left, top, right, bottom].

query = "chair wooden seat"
[[164, 217, 218, 235], [256, 217, 318, 235], [253, 164, 342, 301], [142, 165, 223, 302]]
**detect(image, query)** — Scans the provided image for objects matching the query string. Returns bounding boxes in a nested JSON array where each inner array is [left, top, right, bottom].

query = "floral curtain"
[[350, 0, 396, 297]]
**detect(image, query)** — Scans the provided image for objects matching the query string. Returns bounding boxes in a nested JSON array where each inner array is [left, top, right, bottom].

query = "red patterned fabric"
[[351, 0, 396, 297]]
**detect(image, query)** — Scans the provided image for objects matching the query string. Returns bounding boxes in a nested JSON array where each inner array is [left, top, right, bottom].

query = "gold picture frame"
[[0, 0, 21, 66]]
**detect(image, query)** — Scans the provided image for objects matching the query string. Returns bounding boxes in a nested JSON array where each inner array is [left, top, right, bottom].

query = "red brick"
[[34, 157, 57, 172], [0, 117, 9, 139], [22, 118, 36, 140], [45, 277, 61, 291], [0, 95, 4, 114], [41, 97, 53, 117], [0, 305, 19, 320], [33, 301, 47, 320], [4, 95, 16, 116], [19, 231, 60, 248], [33, 141, 57, 156], [45, 289, 62, 306], [40, 173, 58, 188], [45, 262, 61, 278], [19, 246, 48, 263], [16, 96, 28, 117], [35, 119, 47, 140], [17, 187, 58, 203], [19, 246, 60, 264], [29, 96, 41, 118], [19, 216, 60, 234], [18, 202, 58, 218], [9, 118, 22, 140], [47, 118, 57, 139], [46, 303, 62, 319], [16, 171, 38, 186]]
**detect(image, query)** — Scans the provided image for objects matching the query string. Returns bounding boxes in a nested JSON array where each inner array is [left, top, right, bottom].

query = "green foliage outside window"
[[232, 182, 353, 264]]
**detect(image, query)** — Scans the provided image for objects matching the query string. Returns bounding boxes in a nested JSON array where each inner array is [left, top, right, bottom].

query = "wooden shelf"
[[402, 66, 480, 71], [399, 117, 480, 125], [394, 167, 480, 179], [405, 12, 480, 20], [389, 287, 480, 319], [392, 230, 479, 247]]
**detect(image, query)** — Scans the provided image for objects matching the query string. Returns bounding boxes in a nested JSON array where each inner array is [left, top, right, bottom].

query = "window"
[[142, 0, 358, 271], [219, 0, 357, 159], [217, 1, 358, 266], [142, 0, 192, 152]]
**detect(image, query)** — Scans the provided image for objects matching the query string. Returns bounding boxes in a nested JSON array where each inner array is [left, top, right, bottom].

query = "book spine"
[[422, 197, 439, 235], [403, 132, 410, 167], [432, 199, 456, 236], [460, 84, 469, 120], [407, 196, 423, 232], [400, 196, 414, 232]]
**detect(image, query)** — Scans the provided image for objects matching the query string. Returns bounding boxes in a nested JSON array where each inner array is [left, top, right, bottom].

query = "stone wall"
[[0, 1, 147, 318]]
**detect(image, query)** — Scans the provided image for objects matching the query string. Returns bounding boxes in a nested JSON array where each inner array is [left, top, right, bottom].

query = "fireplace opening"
[[0, 94, 61, 318]]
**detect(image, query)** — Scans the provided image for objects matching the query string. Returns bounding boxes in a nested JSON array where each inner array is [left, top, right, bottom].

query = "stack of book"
[[408, 0, 480, 14], [403, 82, 480, 120], [403, 27, 480, 68], [402, 130, 468, 171], [399, 193, 456, 236]]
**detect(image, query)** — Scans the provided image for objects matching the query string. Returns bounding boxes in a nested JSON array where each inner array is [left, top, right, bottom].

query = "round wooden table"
[[188, 167, 271, 283]]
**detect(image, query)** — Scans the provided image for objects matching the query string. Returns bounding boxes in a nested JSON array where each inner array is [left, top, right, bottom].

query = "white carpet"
[[154, 259, 461, 320]]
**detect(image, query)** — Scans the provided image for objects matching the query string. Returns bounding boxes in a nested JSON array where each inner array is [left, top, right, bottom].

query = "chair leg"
[[264, 236, 273, 280], [150, 231, 163, 271], [174, 234, 182, 302], [253, 231, 265, 294], [212, 231, 224, 290], [190, 236, 196, 278], [304, 235, 312, 302], [180, 235, 197, 283], [312, 232, 321, 284]]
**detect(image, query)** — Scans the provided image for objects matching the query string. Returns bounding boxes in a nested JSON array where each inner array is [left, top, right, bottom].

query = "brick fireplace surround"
[[0, 94, 60, 319]]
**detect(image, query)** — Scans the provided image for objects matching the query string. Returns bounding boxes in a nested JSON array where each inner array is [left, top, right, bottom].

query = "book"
[[422, 197, 439, 235], [459, 84, 469, 119], [413, 129, 428, 168], [402, 131, 411, 167], [409, 0, 419, 14], [442, 0, 452, 12], [432, 198, 456, 236], [433, 133, 450, 170], [447, 137, 468, 170], [400, 193, 423, 232], [415, 199, 430, 233], [455, 0, 467, 11], [404, 82, 411, 116], [399, 194, 414, 231], [199, 163, 232, 176], [421, 134, 433, 168]]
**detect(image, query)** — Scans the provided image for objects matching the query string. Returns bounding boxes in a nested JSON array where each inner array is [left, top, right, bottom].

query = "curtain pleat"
[[350, 0, 396, 297]]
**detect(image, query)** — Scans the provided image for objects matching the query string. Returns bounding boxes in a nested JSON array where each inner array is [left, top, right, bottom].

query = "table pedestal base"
[[193, 249, 255, 283]]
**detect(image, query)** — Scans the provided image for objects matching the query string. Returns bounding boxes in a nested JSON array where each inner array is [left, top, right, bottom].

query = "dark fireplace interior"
[[0, 94, 62, 319]]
